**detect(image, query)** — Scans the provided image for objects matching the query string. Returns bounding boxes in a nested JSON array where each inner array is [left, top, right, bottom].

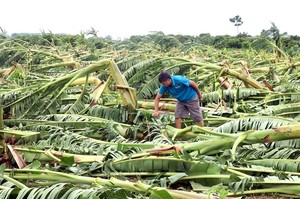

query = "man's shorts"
[[175, 96, 203, 122]]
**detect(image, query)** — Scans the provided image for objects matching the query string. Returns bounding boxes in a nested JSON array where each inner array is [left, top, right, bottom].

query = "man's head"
[[158, 72, 172, 86]]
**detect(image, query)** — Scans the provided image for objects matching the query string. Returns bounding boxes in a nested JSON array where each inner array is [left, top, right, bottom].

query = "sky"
[[1, 0, 299, 39]]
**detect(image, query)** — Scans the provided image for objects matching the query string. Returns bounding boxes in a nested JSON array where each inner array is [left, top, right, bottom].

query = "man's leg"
[[198, 120, 204, 127], [175, 118, 182, 128], [186, 97, 204, 126], [175, 102, 188, 129]]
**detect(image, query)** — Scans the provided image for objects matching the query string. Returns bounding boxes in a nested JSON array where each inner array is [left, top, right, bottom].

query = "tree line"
[[1, 22, 300, 66]]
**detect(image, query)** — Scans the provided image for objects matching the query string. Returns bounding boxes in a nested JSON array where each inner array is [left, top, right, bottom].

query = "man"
[[153, 71, 204, 128]]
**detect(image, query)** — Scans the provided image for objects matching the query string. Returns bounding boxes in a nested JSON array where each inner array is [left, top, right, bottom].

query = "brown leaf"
[[7, 144, 26, 169]]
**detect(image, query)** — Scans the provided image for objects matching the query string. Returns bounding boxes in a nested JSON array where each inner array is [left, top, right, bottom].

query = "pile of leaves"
[[0, 33, 300, 198]]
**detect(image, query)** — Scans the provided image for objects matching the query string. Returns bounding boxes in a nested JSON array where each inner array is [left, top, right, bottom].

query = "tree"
[[86, 27, 99, 38], [229, 15, 243, 34], [0, 27, 7, 38], [261, 22, 287, 58]]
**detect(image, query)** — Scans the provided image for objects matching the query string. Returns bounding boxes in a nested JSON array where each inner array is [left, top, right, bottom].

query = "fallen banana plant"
[[161, 124, 300, 157], [1, 168, 213, 199]]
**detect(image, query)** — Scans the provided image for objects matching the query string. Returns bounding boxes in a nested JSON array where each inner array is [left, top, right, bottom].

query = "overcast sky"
[[1, 0, 298, 39]]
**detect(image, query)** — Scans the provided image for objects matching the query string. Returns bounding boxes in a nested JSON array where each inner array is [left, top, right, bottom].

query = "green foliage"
[[1, 29, 300, 199], [208, 184, 229, 199]]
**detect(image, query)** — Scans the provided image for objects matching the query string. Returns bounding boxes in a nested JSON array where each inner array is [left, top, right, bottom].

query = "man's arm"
[[190, 80, 202, 99], [154, 93, 162, 117]]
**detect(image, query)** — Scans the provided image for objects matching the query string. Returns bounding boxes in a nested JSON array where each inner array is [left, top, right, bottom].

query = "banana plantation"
[[1, 31, 300, 199]]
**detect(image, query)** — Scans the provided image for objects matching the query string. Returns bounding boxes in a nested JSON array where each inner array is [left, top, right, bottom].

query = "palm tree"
[[229, 15, 243, 34], [86, 27, 99, 38]]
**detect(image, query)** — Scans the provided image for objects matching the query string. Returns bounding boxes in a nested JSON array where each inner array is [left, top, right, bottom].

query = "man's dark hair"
[[158, 72, 171, 83]]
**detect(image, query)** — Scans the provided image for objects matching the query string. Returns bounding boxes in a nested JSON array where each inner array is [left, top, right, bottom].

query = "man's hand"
[[153, 111, 159, 117], [198, 94, 202, 100]]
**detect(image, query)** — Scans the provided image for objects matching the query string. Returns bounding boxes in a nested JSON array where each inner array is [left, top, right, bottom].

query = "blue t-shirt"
[[158, 75, 197, 103]]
